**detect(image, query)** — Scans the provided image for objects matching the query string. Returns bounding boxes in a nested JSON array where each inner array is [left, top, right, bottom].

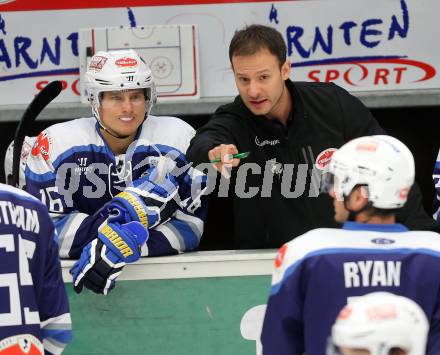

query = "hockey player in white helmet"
[[25, 49, 207, 295], [328, 292, 429, 355], [326, 135, 415, 223], [261, 135, 440, 355], [83, 49, 157, 140]]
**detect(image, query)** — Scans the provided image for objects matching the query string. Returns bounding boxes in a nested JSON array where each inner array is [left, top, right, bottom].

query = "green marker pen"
[[210, 151, 250, 164]]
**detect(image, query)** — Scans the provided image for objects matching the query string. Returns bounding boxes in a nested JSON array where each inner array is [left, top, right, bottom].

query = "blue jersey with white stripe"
[[25, 116, 207, 259], [261, 222, 440, 355], [433, 148, 440, 223], [0, 184, 71, 355]]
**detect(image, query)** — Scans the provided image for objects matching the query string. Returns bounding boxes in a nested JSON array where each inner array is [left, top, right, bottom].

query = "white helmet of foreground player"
[[327, 292, 429, 355], [325, 135, 415, 209], [83, 49, 157, 131]]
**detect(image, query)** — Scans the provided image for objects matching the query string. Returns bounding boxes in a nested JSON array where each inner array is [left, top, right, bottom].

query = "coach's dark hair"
[[229, 24, 286, 67]]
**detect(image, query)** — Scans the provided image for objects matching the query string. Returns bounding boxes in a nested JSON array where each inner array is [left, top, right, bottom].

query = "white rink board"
[[0, 0, 439, 104], [78, 25, 199, 102]]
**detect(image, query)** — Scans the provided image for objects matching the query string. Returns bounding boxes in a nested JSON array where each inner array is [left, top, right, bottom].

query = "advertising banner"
[[0, 0, 437, 104]]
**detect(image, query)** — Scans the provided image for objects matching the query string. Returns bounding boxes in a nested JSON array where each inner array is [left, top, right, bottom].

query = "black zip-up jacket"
[[187, 80, 437, 249]]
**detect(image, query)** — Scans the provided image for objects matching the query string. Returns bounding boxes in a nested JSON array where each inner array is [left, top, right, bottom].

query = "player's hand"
[[208, 144, 240, 178], [105, 167, 180, 228], [69, 220, 148, 295]]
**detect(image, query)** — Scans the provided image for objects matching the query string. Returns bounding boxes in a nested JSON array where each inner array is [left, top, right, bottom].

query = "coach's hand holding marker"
[[208, 144, 249, 178], [210, 152, 250, 164]]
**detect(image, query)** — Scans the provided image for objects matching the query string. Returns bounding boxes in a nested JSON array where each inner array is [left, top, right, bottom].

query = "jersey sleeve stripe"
[[55, 213, 89, 258], [154, 223, 184, 252]]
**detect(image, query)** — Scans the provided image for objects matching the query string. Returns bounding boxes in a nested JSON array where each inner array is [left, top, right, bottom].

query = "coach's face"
[[232, 48, 290, 120], [99, 89, 147, 139]]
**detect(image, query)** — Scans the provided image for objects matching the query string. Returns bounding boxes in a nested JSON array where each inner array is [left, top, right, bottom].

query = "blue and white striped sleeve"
[[140, 165, 208, 256]]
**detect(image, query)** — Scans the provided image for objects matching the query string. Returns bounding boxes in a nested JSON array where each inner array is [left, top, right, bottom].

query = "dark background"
[[1, 106, 439, 248]]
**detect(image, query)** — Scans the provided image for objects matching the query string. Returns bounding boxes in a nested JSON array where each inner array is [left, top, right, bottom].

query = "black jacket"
[[187, 80, 436, 249]]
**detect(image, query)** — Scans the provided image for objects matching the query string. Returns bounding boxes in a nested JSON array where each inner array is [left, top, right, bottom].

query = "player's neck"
[[354, 212, 396, 225], [101, 128, 135, 155]]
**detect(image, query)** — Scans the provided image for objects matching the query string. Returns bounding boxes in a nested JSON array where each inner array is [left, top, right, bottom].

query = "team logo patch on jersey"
[[31, 132, 51, 161], [89, 56, 108, 70], [315, 148, 337, 170], [115, 57, 138, 67], [0, 334, 44, 354]]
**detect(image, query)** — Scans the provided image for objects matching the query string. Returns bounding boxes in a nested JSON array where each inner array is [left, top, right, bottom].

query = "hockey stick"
[[11, 80, 63, 187]]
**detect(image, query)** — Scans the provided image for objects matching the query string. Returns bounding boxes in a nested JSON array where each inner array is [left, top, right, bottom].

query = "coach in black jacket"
[[187, 24, 436, 249]]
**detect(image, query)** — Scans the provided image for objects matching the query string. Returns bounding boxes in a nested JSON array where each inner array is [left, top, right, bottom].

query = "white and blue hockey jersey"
[[261, 222, 440, 355], [0, 184, 71, 355], [25, 115, 207, 259], [434, 148, 440, 223]]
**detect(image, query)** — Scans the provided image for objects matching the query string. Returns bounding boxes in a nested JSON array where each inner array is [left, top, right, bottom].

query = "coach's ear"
[[281, 60, 291, 80]]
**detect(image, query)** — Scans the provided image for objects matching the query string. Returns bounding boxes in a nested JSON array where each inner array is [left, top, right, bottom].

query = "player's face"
[[99, 89, 147, 138], [232, 48, 291, 119]]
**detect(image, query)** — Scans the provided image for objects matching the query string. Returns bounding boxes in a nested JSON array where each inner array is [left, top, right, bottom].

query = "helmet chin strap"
[[97, 120, 131, 139]]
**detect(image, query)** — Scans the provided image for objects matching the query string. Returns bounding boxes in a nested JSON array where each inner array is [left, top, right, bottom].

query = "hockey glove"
[[105, 168, 180, 229], [70, 220, 148, 295]]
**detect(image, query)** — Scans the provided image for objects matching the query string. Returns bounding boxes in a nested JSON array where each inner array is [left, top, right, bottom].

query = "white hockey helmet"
[[83, 49, 157, 125], [327, 135, 415, 209], [4, 136, 36, 189], [328, 292, 429, 355]]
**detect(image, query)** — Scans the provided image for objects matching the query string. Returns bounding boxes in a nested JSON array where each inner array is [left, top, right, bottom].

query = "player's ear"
[[350, 186, 369, 211]]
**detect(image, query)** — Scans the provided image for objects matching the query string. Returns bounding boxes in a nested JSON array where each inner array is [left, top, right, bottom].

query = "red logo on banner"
[[115, 57, 138, 67], [274, 244, 288, 269], [32, 132, 51, 161], [308, 58, 436, 86], [316, 148, 337, 170]]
